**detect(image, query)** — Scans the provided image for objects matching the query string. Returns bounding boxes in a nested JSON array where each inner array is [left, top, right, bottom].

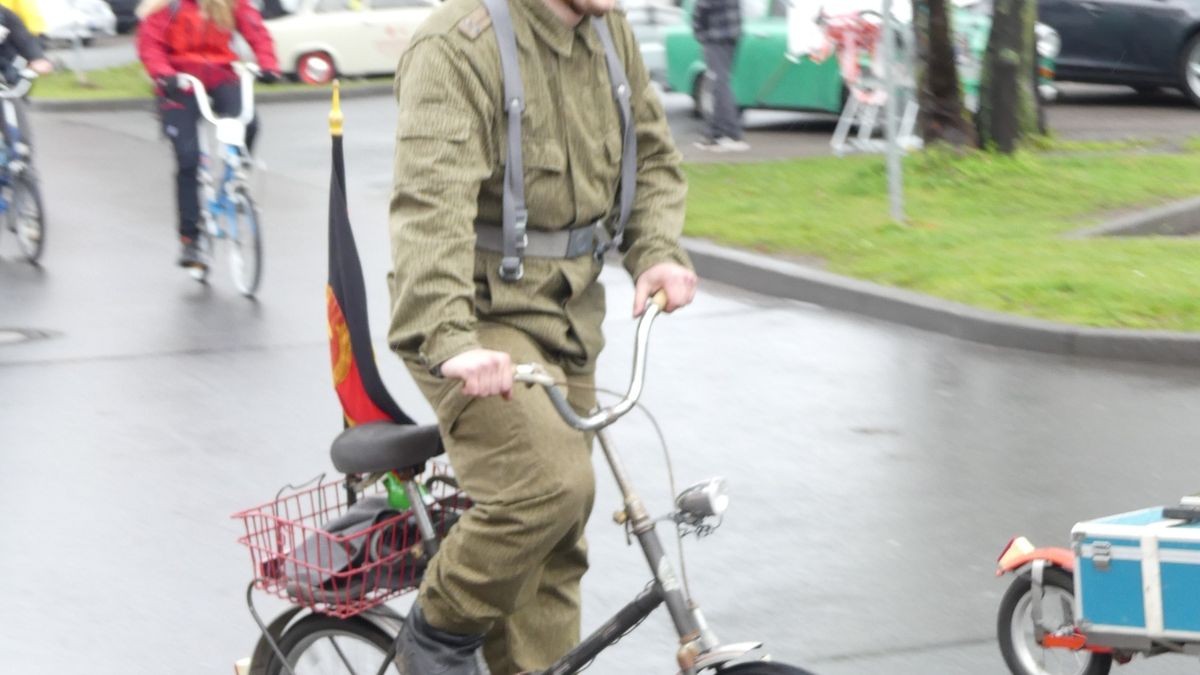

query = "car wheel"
[[1179, 33, 1200, 106], [297, 51, 336, 86]]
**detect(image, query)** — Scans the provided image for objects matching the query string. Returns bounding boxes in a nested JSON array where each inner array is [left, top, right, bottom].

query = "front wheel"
[[997, 566, 1112, 675], [8, 170, 44, 264], [228, 187, 262, 297], [716, 662, 816, 674], [263, 614, 403, 675]]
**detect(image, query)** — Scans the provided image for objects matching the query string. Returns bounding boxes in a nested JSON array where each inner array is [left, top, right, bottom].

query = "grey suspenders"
[[479, 0, 636, 282]]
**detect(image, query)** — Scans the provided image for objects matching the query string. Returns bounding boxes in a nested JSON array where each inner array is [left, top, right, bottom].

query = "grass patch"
[[32, 63, 391, 101], [683, 143, 1200, 330]]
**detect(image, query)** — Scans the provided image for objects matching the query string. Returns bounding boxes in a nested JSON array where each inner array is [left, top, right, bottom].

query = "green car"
[[664, 0, 846, 116], [663, 0, 1060, 120]]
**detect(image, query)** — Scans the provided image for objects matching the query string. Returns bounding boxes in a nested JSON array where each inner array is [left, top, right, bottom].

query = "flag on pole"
[[326, 82, 413, 427]]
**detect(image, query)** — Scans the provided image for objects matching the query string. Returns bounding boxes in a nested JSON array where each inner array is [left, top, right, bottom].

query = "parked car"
[[103, 0, 139, 33], [41, 0, 117, 46], [664, 0, 849, 117], [264, 0, 437, 84], [1038, 0, 1200, 105], [621, 0, 686, 87], [665, 0, 1059, 119]]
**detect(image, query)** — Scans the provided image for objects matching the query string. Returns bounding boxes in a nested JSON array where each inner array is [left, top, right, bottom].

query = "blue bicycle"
[[178, 63, 263, 297], [0, 69, 44, 264]]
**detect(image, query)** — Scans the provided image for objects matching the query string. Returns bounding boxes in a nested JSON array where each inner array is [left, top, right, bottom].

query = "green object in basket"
[[383, 473, 430, 510]]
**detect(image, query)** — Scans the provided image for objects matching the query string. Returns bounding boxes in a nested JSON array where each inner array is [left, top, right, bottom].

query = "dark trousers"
[[701, 39, 742, 141], [158, 82, 258, 240], [0, 96, 32, 158]]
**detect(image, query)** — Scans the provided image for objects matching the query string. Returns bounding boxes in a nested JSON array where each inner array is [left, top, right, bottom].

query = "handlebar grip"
[[650, 290, 668, 311]]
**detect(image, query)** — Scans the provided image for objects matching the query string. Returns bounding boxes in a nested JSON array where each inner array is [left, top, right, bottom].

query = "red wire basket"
[[233, 464, 470, 619]]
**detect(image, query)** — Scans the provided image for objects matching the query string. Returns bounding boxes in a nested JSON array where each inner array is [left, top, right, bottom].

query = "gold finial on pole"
[[329, 80, 344, 137]]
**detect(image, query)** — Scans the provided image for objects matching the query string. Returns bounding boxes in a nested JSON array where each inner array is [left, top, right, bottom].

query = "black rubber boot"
[[396, 604, 486, 675]]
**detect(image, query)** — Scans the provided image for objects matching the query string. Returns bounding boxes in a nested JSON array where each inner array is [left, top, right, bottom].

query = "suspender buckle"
[[500, 211, 528, 281], [499, 257, 524, 281]]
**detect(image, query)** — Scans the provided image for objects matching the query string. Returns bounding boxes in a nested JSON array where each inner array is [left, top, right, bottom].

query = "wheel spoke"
[[327, 636, 361, 675]]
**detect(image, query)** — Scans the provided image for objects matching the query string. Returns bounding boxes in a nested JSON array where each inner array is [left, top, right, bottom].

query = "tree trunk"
[[979, 0, 1041, 152], [913, 0, 977, 147]]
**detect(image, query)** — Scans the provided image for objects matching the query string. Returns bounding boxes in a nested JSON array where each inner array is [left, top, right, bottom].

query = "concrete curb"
[[30, 82, 393, 113], [1069, 195, 1200, 238], [683, 237, 1200, 365]]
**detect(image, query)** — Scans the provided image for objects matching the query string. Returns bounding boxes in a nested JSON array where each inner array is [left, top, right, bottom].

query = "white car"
[[41, 0, 117, 46], [265, 0, 437, 84]]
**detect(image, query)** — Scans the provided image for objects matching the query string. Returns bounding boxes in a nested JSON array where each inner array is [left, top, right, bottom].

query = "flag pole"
[[329, 80, 343, 137]]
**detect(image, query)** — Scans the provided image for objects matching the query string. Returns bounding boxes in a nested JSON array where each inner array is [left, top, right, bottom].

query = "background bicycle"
[[0, 67, 44, 264], [178, 61, 264, 298]]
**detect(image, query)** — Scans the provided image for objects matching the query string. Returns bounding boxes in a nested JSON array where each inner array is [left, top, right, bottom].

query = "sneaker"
[[178, 238, 207, 270], [693, 136, 750, 153], [715, 136, 750, 152]]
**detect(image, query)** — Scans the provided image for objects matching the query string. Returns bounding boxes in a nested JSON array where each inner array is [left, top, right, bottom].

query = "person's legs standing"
[[404, 322, 597, 674], [699, 40, 747, 150]]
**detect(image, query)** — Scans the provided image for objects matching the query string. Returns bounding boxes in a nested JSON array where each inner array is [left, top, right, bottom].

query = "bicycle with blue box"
[[995, 496, 1200, 675]]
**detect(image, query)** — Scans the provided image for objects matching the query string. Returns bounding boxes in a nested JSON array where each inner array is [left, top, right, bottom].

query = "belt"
[[474, 219, 608, 260]]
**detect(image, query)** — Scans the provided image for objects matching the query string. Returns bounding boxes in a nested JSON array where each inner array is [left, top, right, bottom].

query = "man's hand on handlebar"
[[27, 59, 52, 76], [257, 70, 284, 85], [633, 262, 697, 317], [438, 349, 514, 400]]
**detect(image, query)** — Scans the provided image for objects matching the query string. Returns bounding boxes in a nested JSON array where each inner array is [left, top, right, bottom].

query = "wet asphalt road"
[[3, 94, 1200, 675]]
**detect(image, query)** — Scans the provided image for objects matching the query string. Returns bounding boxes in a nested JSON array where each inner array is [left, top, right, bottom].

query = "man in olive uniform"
[[388, 0, 697, 672]]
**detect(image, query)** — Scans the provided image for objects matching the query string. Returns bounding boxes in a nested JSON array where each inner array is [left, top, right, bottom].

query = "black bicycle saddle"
[[331, 422, 444, 475]]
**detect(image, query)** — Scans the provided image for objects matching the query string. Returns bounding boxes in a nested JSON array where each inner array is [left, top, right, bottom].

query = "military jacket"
[[388, 0, 691, 375]]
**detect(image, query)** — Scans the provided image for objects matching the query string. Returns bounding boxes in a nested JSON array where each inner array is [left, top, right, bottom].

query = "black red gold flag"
[[326, 86, 413, 427]]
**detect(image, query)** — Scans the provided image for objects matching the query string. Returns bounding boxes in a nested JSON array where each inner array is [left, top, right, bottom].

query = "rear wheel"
[[8, 170, 44, 264], [264, 615, 403, 675], [227, 187, 262, 297], [997, 566, 1112, 675], [1179, 34, 1200, 107], [297, 51, 336, 86]]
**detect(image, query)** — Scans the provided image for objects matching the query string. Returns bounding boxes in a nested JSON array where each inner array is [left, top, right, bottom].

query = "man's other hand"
[[27, 59, 52, 75], [634, 262, 697, 316], [439, 349, 514, 399]]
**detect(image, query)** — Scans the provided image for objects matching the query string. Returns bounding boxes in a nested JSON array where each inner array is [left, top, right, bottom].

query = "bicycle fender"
[[996, 536, 1074, 576], [248, 606, 305, 675]]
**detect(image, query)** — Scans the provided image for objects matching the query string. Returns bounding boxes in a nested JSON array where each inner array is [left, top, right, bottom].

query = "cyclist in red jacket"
[[136, 0, 281, 270]]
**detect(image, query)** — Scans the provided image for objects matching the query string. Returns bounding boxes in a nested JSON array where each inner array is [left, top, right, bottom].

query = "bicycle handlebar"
[[514, 290, 668, 432], [0, 70, 37, 100], [176, 62, 260, 128]]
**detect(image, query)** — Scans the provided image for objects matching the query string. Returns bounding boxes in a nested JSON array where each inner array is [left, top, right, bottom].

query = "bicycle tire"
[[715, 661, 817, 675], [8, 169, 44, 264], [228, 186, 262, 297], [263, 614, 402, 675]]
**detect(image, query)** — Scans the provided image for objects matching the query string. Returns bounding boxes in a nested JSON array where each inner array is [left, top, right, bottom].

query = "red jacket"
[[137, 0, 280, 91]]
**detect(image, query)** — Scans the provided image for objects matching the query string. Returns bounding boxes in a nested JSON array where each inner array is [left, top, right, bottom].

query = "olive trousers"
[[406, 322, 597, 675]]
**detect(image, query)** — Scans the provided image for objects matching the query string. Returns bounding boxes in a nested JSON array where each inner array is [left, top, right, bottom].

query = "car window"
[[370, 0, 431, 8]]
